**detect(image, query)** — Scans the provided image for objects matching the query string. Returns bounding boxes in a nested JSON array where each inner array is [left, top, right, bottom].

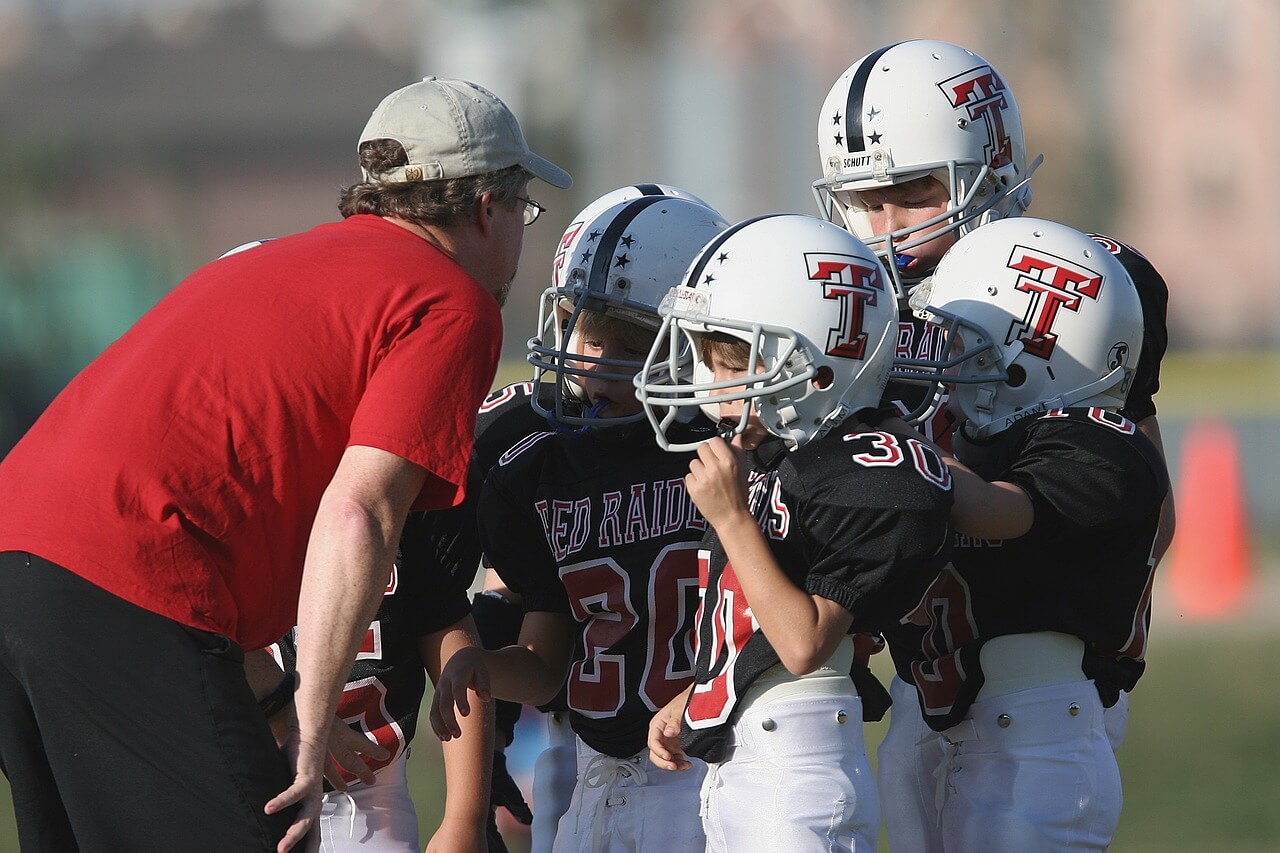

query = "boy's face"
[[569, 327, 652, 419], [704, 346, 771, 450], [855, 175, 955, 276]]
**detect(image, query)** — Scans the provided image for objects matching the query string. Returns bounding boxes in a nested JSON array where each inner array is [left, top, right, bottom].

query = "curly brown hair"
[[338, 139, 529, 229]]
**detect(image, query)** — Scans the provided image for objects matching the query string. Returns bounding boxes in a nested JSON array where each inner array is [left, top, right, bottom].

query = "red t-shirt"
[[0, 215, 502, 649]]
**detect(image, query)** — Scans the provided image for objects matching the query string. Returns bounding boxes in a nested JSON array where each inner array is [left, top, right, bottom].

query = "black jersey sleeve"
[[780, 449, 953, 632], [1088, 234, 1169, 422], [1003, 414, 1167, 537], [476, 440, 571, 615], [399, 508, 476, 636], [399, 383, 554, 636]]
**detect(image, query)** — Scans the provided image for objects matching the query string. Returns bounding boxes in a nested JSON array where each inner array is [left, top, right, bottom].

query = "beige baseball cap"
[[358, 76, 571, 188]]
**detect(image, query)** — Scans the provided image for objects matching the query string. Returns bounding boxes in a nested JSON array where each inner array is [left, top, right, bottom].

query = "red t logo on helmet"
[[806, 253, 883, 360], [551, 222, 583, 287], [939, 65, 1014, 169], [1006, 246, 1104, 360]]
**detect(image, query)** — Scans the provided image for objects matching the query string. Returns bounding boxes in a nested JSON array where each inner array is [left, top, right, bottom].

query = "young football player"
[[474, 182, 721, 853], [636, 214, 954, 852], [429, 192, 729, 852], [812, 38, 1174, 850], [883, 216, 1168, 851]]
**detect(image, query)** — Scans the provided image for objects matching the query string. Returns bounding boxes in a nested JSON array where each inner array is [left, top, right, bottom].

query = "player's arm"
[[685, 438, 853, 675], [882, 417, 1035, 541], [945, 456, 1035, 540], [420, 615, 491, 852], [268, 445, 426, 852], [1138, 414, 1176, 563], [429, 611, 575, 740], [648, 683, 694, 772]]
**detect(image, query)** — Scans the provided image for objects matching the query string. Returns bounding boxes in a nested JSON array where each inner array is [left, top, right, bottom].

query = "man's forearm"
[[293, 498, 403, 746]]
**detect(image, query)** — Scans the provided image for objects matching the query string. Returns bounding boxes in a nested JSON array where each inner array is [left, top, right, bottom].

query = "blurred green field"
[[3, 627, 1278, 851]]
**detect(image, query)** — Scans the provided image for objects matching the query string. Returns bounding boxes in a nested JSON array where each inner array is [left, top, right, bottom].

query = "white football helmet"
[[636, 214, 897, 451], [910, 217, 1144, 439], [813, 39, 1040, 299], [530, 187, 729, 428]]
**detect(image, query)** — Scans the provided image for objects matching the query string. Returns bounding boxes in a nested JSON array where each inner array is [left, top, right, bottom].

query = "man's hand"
[[684, 437, 751, 530], [264, 725, 327, 853], [429, 647, 492, 741], [323, 720, 391, 789], [648, 687, 693, 772]]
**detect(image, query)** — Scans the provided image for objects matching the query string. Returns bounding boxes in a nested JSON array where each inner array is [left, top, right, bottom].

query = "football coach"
[[0, 77, 569, 851]]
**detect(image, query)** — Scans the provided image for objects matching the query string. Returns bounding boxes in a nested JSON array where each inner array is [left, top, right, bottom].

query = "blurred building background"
[[1, 1, 1278, 849], [5, 0, 1280, 532]]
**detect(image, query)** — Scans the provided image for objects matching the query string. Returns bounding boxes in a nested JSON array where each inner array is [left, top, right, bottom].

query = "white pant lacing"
[[932, 720, 977, 819], [578, 753, 648, 853], [318, 790, 358, 844]]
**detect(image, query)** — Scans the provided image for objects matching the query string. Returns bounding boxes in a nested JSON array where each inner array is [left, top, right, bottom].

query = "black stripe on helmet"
[[683, 213, 792, 291], [585, 195, 669, 291], [634, 183, 665, 195], [844, 42, 902, 153]]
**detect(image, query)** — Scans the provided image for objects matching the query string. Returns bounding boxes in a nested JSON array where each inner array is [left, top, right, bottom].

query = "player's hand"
[[426, 814, 488, 852], [429, 647, 492, 741], [265, 725, 326, 853], [684, 437, 751, 530], [494, 746, 534, 817], [323, 717, 391, 789], [648, 691, 693, 772]]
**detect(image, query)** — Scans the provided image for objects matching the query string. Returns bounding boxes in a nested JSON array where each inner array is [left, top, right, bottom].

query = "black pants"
[[0, 552, 297, 852]]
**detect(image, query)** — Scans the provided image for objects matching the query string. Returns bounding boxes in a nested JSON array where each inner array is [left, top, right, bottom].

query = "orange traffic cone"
[[1167, 419, 1251, 620]]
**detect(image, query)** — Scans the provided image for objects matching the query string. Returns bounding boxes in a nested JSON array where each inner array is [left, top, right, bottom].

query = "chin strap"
[[968, 363, 1129, 440], [1051, 364, 1128, 410]]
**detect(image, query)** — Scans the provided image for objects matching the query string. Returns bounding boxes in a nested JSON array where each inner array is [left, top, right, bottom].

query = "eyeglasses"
[[515, 195, 546, 226]]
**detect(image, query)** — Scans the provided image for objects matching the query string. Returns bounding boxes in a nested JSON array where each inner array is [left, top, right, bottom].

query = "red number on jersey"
[[334, 676, 405, 784], [684, 559, 759, 729], [845, 430, 953, 489], [558, 545, 700, 718], [902, 566, 979, 718]]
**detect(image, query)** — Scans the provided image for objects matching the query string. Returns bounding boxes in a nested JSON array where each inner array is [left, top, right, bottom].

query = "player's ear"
[[812, 365, 834, 390]]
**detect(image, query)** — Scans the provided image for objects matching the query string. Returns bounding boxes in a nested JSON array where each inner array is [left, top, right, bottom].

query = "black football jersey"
[[884, 407, 1169, 732], [680, 422, 955, 764], [479, 419, 715, 758], [1086, 233, 1169, 422]]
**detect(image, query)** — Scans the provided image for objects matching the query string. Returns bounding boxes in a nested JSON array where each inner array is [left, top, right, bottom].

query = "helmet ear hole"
[[813, 365, 835, 390], [1005, 363, 1026, 388]]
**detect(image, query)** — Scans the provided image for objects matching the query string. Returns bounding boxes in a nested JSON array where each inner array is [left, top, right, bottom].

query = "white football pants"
[[307, 748, 418, 853], [552, 730, 706, 852], [531, 711, 578, 853], [701, 675, 877, 852], [881, 676, 1122, 852]]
